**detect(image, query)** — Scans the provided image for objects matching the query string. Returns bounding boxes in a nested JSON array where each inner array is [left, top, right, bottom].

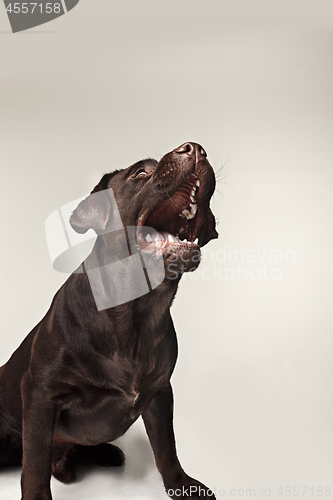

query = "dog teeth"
[[152, 231, 164, 242], [196, 180, 200, 187], [145, 233, 153, 242], [159, 235, 198, 245], [189, 203, 197, 216], [190, 195, 196, 203]]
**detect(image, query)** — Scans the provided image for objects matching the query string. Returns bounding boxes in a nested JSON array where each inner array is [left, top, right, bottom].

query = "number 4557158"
[[5, 3, 61, 14], [277, 486, 331, 496]]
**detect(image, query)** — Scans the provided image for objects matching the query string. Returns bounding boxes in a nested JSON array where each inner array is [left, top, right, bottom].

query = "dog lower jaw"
[[139, 232, 200, 253], [136, 224, 201, 277], [163, 246, 201, 279], [136, 212, 201, 252]]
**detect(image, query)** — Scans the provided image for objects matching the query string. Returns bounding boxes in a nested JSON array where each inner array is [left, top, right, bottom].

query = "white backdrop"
[[1, 1, 333, 499]]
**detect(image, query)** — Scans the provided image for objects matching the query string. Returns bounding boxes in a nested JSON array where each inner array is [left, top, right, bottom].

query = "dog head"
[[70, 142, 218, 277]]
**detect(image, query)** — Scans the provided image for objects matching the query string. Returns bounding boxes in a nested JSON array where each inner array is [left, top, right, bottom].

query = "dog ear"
[[70, 186, 111, 234], [200, 208, 218, 247]]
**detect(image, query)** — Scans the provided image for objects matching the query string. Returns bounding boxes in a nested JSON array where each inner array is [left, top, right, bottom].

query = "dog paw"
[[164, 475, 215, 500], [88, 443, 125, 467], [51, 456, 76, 483]]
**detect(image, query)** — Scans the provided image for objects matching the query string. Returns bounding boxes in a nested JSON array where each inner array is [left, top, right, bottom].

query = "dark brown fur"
[[0, 142, 218, 500]]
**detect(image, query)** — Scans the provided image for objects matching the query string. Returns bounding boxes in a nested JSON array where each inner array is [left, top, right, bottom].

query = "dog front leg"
[[142, 383, 215, 500], [20, 372, 56, 500]]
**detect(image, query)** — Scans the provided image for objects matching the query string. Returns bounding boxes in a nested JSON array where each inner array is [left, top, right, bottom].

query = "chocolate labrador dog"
[[0, 142, 218, 500]]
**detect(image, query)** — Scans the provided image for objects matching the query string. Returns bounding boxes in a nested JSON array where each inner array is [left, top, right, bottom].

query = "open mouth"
[[137, 174, 203, 254]]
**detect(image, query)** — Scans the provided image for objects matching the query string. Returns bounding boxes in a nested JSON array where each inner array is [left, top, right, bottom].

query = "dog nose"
[[174, 142, 207, 158]]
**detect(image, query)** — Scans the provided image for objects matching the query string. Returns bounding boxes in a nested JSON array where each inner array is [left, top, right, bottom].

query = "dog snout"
[[174, 142, 207, 159]]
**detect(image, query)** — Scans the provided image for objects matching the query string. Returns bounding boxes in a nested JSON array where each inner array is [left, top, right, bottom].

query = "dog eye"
[[136, 170, 147, 178]]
